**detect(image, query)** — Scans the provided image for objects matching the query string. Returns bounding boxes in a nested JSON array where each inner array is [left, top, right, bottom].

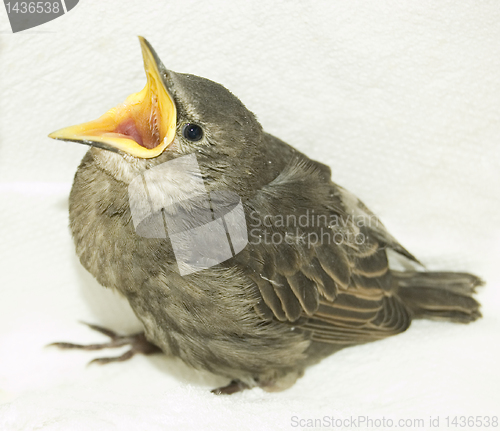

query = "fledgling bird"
[[49, 37, 482, 394]]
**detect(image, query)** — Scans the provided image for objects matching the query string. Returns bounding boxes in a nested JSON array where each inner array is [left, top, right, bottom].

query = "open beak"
[[49, 37, 177, 159]]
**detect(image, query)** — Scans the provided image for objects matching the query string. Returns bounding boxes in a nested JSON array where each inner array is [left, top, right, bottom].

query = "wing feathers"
[[240, 156, 414, 346], [316, 244, 351, 288], [286, 271, 320, 316], [272, 273, 303, 321]]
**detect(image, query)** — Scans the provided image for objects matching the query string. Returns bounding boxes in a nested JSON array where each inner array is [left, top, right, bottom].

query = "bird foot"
[[211, 379, 250, 395], [48, 322, 162, 365]]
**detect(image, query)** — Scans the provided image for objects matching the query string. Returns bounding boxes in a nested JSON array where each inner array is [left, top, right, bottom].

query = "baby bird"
[[49, 37, 481, 394]]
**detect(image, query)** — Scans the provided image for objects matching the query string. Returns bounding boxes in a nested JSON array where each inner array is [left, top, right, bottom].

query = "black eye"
[[182, 123, 203, 141]]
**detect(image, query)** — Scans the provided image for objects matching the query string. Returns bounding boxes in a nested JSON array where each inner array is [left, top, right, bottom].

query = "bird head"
[[49, 37, 265, 190]]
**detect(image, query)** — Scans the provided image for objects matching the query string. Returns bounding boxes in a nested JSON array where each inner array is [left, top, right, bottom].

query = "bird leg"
[[211, 379, 250, 395], [48, 322, 162, 365]]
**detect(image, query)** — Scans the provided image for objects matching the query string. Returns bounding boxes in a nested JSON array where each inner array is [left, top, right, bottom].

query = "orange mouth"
[[49, 37, 177, 159]]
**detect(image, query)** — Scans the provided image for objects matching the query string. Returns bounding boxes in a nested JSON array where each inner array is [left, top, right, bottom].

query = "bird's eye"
[[182, 123, 204, 141]]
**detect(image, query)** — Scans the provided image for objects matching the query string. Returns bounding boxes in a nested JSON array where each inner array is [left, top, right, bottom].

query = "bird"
[[48, 37, 482, 395]]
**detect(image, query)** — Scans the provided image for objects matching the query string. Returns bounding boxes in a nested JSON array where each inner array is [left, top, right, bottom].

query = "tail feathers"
[[395, 271, 483, 323]]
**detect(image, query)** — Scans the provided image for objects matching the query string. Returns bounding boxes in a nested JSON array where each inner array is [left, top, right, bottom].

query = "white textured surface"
[[1, 1, 500, 430]]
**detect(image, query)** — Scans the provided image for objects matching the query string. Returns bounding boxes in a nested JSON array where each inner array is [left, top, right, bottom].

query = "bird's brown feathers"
[[234, 155, 413, 347]]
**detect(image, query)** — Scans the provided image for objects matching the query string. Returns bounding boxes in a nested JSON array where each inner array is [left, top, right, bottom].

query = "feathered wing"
[[237, 156, 414, 345]]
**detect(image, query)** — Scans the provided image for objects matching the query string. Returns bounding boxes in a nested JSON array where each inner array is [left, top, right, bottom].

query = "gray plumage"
[[57, 39, 482, 393]]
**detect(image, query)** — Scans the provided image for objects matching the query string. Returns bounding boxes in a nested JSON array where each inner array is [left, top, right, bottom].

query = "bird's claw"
[[48, 322, 162, 365], [211, 379, 250, 395]]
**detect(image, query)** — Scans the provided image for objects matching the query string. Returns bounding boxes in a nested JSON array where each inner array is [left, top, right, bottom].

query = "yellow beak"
[[49, 37, 177, 159]]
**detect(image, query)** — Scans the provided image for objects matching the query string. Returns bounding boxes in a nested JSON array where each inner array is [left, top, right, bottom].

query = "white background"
[[1, 1, 499, 430]]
